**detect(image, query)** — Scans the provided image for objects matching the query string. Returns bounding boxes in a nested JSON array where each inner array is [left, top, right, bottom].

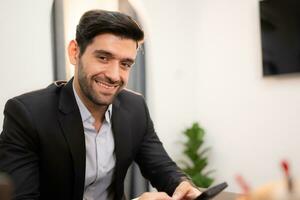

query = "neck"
[[74, 79, 107, 123]]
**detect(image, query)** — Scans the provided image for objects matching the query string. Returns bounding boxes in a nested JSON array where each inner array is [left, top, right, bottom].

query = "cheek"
[[83, 59, 104, 73], [120, 70, 130, 83]]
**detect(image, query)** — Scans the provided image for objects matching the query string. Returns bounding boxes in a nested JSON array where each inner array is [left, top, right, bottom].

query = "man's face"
[[72, 34, 137, 107]]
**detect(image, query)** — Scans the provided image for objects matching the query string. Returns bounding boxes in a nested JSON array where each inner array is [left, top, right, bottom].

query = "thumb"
[[172, 182, 189, 200]]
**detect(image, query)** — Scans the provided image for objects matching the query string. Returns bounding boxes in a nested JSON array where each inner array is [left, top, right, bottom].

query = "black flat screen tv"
[[260, 0, 300, 76]]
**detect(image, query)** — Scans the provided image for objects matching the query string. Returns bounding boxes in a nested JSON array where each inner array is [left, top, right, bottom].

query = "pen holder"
[[236, 179, 300, 200]]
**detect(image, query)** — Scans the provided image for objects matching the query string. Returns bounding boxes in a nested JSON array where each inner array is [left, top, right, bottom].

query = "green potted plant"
[[179, 122, 214, 188]]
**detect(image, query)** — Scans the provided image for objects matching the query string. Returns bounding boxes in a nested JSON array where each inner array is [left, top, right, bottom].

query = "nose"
[[106, 60, 120, 83]]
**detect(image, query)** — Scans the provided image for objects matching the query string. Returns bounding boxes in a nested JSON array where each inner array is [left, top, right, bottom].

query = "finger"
[[185, 187, 201, 199], [139, 192, 172, 200], [154, 192, 172, 200], [172, 182, 190, 200]]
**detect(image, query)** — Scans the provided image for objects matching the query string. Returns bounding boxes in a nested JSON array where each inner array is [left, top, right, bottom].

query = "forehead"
[[83, 33, 138, 59]]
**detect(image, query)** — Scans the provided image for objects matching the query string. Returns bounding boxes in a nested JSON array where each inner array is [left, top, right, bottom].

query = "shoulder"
[[113, 88, 150, 117], [116, 88, 145, 106], [119, 88, 143, 99], [7, 81, 67, 112]]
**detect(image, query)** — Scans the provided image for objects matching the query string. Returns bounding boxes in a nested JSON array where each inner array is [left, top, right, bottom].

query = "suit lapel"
[[57, 79, 86, 200], [112, 97, 133, 198], [57, 81, 133, 199]]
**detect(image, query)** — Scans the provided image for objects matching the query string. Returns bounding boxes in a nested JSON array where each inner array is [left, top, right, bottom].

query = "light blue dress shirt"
[[73, 85, 116, 200]]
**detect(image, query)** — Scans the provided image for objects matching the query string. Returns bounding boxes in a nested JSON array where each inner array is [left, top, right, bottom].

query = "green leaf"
[[179, 122, 215, 188]]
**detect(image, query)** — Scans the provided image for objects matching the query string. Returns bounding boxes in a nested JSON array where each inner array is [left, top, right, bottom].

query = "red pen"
[[236, 174, 251, 195], [281, 160, 293, 192]]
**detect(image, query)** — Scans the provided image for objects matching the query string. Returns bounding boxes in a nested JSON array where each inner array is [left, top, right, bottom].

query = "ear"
[[68, 40, 80, 65]]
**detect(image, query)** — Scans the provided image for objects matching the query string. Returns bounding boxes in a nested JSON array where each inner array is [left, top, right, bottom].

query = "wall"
[[137, 0, 300, 192], [0, 0, 54, 127], [135, 0, 200, 165], [194, 0, 300, 192]]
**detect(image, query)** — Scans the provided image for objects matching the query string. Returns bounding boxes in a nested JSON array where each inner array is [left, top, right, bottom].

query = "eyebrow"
[[93, 50, 135, 64], [93, 50, 113, 58]]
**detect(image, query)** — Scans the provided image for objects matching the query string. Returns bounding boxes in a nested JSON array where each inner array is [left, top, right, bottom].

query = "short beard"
[[77, 60, 120, 106]]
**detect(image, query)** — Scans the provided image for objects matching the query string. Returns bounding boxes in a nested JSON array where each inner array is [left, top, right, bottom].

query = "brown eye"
[[123, 63, 130, 68], [121, 61, 133, 68], [99, 56, 108, 61]]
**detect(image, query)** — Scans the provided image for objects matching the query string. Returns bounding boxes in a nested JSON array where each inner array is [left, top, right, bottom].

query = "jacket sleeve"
[[134, 99, 190, 196], [0, 98, 40, 200]]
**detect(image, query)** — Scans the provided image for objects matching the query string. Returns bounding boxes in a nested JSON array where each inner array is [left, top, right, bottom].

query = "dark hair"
[[76, 9, 144, 55]]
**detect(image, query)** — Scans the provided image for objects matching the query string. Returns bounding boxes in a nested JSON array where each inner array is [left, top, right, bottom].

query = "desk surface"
[[214, 191, 239, 200]]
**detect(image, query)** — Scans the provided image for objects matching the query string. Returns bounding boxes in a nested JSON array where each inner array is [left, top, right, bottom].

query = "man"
[[0, 10, 200, 200]]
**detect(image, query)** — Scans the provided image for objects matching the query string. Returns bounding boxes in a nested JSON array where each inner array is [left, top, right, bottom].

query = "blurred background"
[[0, 0, 300, 195]]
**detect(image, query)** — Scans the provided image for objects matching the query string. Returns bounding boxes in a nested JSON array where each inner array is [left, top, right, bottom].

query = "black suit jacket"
[[0, 79, 187, 200]]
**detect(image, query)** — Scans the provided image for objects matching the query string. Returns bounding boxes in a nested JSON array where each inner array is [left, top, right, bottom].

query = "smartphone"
[[194, 182, 228, 200]]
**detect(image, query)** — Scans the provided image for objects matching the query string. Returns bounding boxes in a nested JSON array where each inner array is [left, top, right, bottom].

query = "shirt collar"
[[72, 83, 112, 124]]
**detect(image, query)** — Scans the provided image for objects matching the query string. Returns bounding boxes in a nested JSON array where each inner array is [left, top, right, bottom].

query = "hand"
[[136, 192, 172, 200], [172, 181, 201, 200]]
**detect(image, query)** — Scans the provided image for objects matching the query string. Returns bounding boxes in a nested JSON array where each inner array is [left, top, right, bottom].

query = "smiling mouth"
[[95, 80, 119, 89]]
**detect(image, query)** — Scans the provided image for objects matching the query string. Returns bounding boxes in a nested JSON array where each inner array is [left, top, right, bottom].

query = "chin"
[[94, 95, 115, 106], [92, 88, 123, 106]]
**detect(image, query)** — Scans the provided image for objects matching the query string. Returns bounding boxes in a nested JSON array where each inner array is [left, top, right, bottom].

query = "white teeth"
[[97, 81, 115, 89]]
